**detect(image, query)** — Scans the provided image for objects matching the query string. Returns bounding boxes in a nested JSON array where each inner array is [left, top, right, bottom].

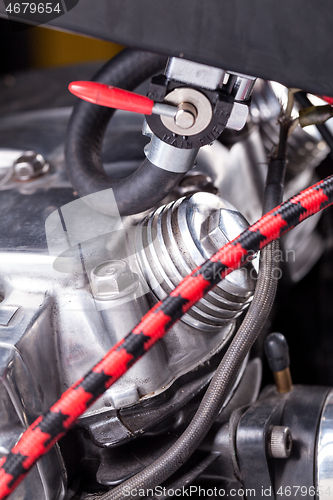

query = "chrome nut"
[[14, 151, 48, 181], [90, 260, 138, 300]]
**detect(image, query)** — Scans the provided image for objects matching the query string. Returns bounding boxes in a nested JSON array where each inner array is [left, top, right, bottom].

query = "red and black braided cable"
[[1, 175, 333, 500]]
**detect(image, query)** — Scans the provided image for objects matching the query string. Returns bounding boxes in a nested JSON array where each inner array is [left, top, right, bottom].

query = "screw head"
[[90, 260, 138, 300], [270, 426, 292, 458], [14, 151, 48, 181]]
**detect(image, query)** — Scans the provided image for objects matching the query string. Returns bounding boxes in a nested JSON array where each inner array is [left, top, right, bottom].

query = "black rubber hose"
[[95, 149, 285, 500], [295, 91, 333, 161], [65, 49, 185, 216]]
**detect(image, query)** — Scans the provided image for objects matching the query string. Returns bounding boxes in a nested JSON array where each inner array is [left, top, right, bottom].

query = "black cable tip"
[[264, 332, 290, 372]]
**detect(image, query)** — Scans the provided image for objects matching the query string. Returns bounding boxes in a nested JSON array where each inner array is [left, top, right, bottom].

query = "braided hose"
[[0, 175, 333, 499]]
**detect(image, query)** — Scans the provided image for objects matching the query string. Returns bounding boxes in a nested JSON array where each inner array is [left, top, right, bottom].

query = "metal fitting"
[[224, 72, 256, 131], [298, 104, 333, 128], [206, 207, 251, 248], [174, 102, 197, 129], [90, 260, 139, 300], [136, 193, 257, 332], [143, 121, 199, 173], [165, 57, 225, 90], [161, 87, 212, 136], [273, 368, 293, 394], [13, 151, 49, 181], [227, 72, 257, 102], [270, 426, 293, 458], [226, 101, 249, 131]]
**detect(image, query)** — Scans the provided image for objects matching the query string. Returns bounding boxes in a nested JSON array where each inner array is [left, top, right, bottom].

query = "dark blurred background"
[[0, 17, 123, 73]]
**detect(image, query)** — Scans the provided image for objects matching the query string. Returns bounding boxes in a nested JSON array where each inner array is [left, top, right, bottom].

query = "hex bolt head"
[[13, 151, 48, 181], [270, 426, 292, 458], [207, 208, 250, 248], [204, 208, 258, 295], [90, 260, 138, 300]]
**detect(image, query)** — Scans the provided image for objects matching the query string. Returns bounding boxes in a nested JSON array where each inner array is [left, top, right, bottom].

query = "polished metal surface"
[[0, 148, 24, 169], [0, 311, 67, 500], [152, 101, 177, 118], [197, 127, 267, 225], [226, 101, 249, 131], [88, 192, 254, 412], [227, 72, 257, 101], [0, 134, 240, 436], [250, 80, 328, 281], [251, 80, 329, 174], [143, 122, 199, 173], [161, 87, 212, 136], [136, 192, 257, 332], [165, 57, 225, 90], [0, 148, 24, 187], [273, 368, 293, 394], [316, 389, 333, 499], [0, 304, 18, 326], [270, 426, 292, 458], [174, 102, 197, 129]]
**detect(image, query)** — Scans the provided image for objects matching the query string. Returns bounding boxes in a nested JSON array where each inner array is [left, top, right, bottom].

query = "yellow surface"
[[29, 27, 124, 68]]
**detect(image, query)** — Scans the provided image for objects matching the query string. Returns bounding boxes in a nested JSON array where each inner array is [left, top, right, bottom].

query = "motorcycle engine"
[[1, 33, 333, 500]]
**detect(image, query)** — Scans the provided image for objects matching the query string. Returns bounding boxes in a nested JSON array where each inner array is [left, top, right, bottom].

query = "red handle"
[[68, 81, 155, 115], [320, 95, 333, 105]]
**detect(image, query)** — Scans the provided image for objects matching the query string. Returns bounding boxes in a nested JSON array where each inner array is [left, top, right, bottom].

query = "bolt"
[[90, 260, 138, 300], [206, 208, 250, 248], [14, 151, 48, 181], [174, 102, 197, 129], [270, 426, 292, 459], [204, 208, 258, 294]]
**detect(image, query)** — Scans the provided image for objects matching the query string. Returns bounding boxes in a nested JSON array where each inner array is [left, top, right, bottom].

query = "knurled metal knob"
[[270, 426, 292, 459]]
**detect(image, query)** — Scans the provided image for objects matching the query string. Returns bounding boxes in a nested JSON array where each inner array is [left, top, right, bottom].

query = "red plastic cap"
[[68, 81, 154, 115]]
